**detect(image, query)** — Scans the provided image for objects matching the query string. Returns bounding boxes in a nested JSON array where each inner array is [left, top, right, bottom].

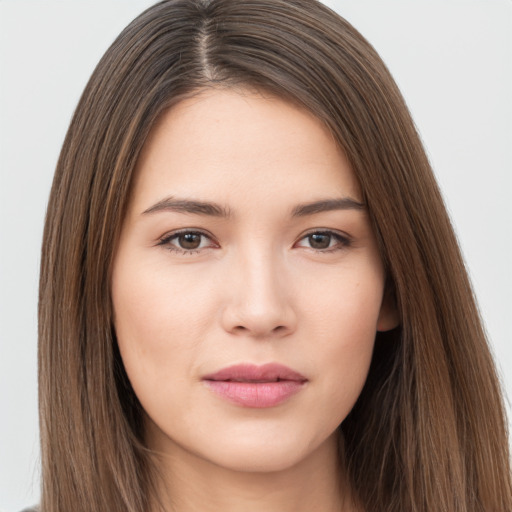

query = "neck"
[[148, 433, 358, 512]]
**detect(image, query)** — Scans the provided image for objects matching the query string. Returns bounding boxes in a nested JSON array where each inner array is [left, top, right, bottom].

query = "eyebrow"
[[142, 196, 365, 218], [291, 197, 365, 216], [142, 197, 232, 217]]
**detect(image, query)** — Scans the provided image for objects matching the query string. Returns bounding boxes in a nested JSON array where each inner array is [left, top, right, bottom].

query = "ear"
[[377, 282, 400, 332]]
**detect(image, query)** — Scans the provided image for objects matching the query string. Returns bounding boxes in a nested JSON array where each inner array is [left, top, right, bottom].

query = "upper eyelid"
[[296, 228, 352, 241], [158, 228, 216, 243]]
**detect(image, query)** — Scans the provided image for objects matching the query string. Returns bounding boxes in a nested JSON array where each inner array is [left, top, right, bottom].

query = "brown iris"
[[178, 233, 202, 250], [308, 233, 332, 249]]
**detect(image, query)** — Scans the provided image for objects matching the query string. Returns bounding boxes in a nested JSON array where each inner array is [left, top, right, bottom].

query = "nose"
[[220, 250, 297, 339]]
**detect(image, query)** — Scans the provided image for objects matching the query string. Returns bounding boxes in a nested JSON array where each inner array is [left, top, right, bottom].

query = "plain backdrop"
[[0, 1, 511, 510]]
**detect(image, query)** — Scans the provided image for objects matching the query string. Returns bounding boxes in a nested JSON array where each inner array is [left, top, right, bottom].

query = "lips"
[[202, 363, 307, 408]]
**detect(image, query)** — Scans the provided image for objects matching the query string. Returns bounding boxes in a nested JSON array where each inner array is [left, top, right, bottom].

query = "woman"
[[37, 0, 512, 511]]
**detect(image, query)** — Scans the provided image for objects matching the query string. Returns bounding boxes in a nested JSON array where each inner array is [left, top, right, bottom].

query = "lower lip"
[[203, 380, 305, 408]]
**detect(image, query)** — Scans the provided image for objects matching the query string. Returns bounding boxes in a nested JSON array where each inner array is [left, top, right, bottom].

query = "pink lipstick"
[[202, 363, 307, 408]]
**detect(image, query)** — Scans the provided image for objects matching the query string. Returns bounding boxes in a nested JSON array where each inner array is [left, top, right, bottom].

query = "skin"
[[111, 89, 397, 512]]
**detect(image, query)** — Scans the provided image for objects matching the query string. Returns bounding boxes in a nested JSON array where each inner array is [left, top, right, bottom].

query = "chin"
[[210, 447, 306, 473], [192, 426, 338, 474]]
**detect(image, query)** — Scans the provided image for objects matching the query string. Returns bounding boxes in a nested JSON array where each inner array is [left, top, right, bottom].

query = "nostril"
[[230, 324, 289, 337], [221, 299, 297, 338]]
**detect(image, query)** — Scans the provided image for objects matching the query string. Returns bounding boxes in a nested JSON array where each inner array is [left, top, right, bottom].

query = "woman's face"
[[112, 89, 396, 473]]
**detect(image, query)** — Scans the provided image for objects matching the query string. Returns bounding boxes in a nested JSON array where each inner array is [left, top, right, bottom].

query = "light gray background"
[[1, 1, 511, 510]]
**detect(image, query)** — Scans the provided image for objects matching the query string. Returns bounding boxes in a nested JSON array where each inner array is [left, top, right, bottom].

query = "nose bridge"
[[222, 241, 296, 337]]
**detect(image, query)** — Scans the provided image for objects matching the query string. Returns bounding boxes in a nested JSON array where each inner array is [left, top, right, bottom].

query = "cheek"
[[299, 264, 383, 420], [111, 256, 217, 396], [301, 258, 384, 344]]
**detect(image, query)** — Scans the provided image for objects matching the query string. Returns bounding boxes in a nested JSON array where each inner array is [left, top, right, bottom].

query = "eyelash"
[[157, 229, 218, 255], [157, 229, 352, 255], [295, 230, 352, 253]]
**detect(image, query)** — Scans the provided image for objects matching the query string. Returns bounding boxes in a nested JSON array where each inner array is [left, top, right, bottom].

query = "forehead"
[[130, 88, 361, 214]]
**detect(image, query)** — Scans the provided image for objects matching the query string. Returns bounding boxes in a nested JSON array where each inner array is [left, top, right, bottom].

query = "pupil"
[[179, 233, 201, 249], [309, 233, 331, 249]]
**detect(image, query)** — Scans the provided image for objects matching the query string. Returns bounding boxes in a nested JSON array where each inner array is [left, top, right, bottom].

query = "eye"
[[158, 230, 217, 253], [295, 230, 351, 252]]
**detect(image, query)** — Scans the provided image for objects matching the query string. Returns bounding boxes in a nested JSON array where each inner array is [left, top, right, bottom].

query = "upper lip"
[[202, 363, 307, 383]]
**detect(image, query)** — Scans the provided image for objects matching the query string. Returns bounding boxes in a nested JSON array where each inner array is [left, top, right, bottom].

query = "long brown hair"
[[38, 1, 511, 511]]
